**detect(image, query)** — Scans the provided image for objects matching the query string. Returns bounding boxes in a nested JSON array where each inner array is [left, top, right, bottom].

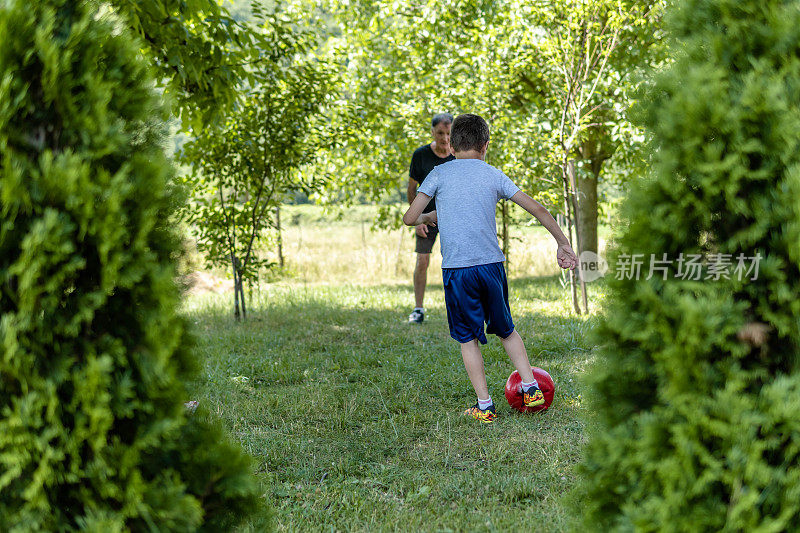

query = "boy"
[[402, 114, 578, 423]]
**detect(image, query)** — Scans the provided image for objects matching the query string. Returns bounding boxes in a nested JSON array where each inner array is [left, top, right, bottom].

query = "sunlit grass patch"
[[188, 204, 607, 288]]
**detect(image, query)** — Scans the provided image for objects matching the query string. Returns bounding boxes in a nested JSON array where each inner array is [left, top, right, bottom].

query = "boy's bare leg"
[[460, 339, 490, 399], [413, 253, 430, 308], [501, 330, 536, 383]]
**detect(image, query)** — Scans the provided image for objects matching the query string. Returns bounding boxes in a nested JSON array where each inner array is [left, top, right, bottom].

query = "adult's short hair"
[[431, 113, 454, 128], [451, 113, 490, 153]]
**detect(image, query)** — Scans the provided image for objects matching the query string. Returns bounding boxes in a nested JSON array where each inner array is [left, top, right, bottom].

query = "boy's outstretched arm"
[[403, 192, 436, 226], [509, 191, 578, 270]]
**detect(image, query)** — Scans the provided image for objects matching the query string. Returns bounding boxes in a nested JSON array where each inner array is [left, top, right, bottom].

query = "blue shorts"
[[442, 262, 515, 344]]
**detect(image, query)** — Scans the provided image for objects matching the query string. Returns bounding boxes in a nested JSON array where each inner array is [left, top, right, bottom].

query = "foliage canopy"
[[0, 0, 264, 529], [579, 0, 800, 528], [110, 0, 273, 129], [181, 10, 335, 318]]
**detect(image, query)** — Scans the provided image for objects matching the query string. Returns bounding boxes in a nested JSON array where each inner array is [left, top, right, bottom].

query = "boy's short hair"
[[451, 114, 490, 153]]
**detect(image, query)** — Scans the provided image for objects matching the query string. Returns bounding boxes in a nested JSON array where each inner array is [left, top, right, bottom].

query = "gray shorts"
[[415, 227, 438, 254]]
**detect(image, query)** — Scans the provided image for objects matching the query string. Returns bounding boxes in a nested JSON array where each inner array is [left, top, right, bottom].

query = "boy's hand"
[[415, 225, 429, 238], [557, 244, 578, 270]]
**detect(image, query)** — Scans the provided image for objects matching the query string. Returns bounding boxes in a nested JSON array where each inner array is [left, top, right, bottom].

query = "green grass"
[[182, 204, 608, 530], [183, 275, 603, 532]]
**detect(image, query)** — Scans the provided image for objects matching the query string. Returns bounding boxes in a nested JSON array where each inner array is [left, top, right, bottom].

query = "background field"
[[183, 205, 609, 531], [205, 204, 610, 288]]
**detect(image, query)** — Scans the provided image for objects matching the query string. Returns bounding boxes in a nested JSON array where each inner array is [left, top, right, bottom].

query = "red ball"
[[505, 367, 555, 413]]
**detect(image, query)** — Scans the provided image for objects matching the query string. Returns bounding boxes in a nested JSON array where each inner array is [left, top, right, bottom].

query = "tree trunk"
[[247, 278, 253, 309], [568, 160, 589, 314], [236, 265, 247, 319], [577, 130, 614, 258], [576, 170, 598, 256], [561, 164, 582, 316], [232, 253, 240, 320], [276, 206, 284, 268]]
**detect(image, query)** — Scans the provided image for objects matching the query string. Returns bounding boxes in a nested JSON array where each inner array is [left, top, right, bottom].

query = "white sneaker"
[[408, 308, 425, 323]]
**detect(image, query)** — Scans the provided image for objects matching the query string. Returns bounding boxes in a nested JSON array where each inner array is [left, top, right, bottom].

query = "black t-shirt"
[[409, 144, 455, 216]]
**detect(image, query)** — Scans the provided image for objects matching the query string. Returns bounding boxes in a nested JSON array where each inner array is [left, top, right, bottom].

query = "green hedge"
[[0, 1, 265, 530], [579, 0, 800, 530]]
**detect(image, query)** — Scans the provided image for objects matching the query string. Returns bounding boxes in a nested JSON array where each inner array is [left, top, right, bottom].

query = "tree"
[[109, 0, 273, 129], [315, 0, 555, 241], [182, 11, 334, 319], [506, 0, 666, 313], [0, 0, 264, 529], [314, 0, 663, 294], [579, 0, 800, 528]]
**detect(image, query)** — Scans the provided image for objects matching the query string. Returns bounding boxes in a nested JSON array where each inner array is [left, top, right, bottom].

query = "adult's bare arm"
[[407, 178, 417, 204]]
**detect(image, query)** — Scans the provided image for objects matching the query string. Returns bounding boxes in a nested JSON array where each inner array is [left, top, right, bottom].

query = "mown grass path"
[[184, 276, 598, 532]]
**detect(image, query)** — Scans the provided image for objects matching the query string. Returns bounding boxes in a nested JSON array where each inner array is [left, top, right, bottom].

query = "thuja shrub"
[[0, 0, 265, 530], [578, 0, 800, 530]]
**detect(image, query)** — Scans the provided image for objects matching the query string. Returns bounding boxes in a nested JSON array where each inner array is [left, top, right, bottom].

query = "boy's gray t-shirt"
[[417, 159, 520, 269]]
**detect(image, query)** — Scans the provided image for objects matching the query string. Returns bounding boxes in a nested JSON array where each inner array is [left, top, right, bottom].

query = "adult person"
[[407, 113, 455, 323]]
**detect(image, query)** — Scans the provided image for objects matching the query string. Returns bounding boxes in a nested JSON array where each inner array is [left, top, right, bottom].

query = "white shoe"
[[408, 308, 425, 323]]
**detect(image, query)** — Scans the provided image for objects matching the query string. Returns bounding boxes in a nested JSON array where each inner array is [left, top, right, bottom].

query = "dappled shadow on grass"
[[182, 278, 595, 531]]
